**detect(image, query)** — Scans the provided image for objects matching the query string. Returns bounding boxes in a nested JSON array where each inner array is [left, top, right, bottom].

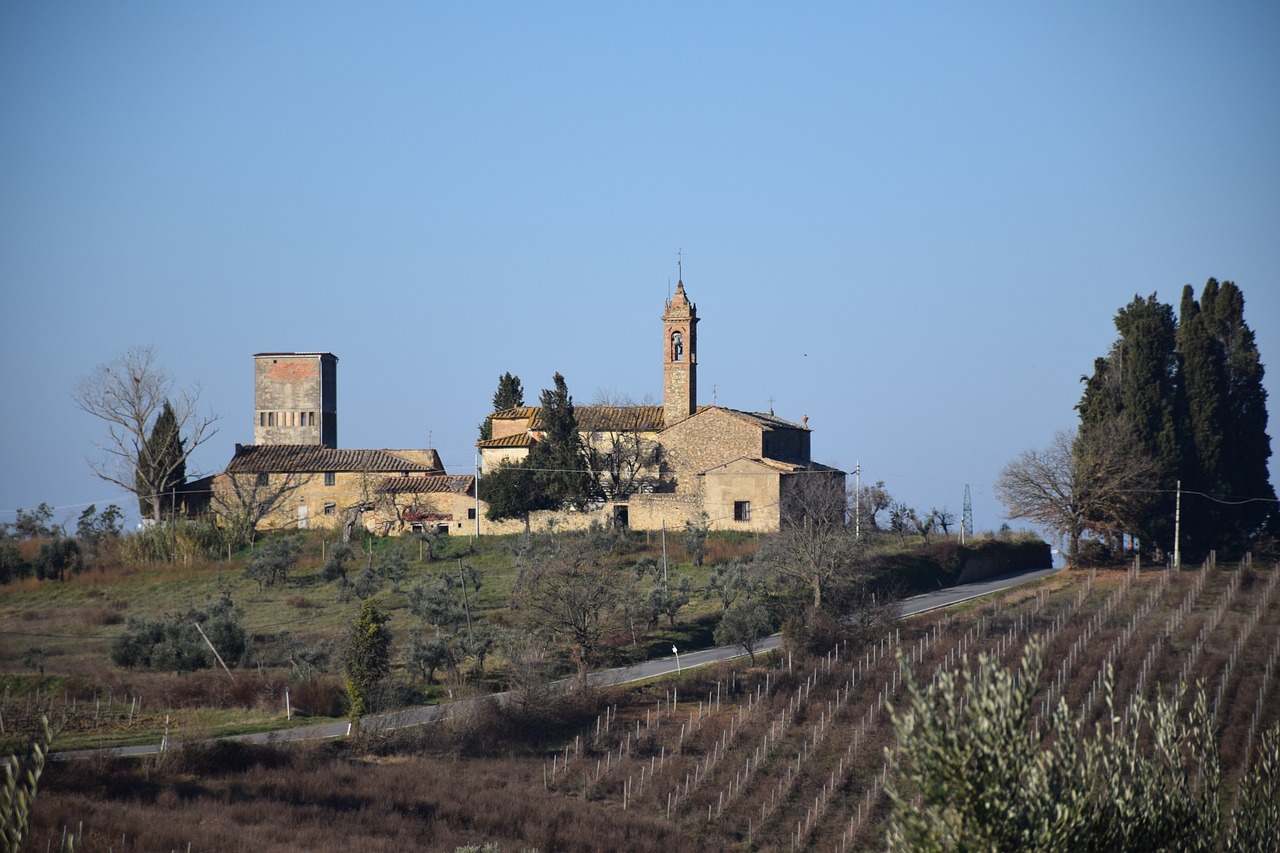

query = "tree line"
[[997, 279, 1275, 563]]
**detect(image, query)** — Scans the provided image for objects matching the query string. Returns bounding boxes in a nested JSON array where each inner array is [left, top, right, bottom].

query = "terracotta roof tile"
[[476, 434, 535, 449], [487, 405, 666, 433], [577, 405, 665, 432], [376, 475, 474, 495], [225, 444, 443, 474]]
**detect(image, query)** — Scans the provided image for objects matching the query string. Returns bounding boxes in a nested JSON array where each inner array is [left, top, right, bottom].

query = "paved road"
[[54, 564, 1058, 759]]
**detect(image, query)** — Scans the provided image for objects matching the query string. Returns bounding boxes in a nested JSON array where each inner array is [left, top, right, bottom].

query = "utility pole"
[[854, 461, 861, 540], [1174, 479, 1182, 570], [193, 621, 234, 679], [661, 519, 669, 590]]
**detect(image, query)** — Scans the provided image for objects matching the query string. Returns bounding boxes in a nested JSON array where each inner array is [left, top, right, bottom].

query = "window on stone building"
[[671, 331, 684, 362], [267, 412, 276, 427], [467, 507, 476, 520], [324, 472, 336, 486], [259, 412, 266, 427], [323, 502, 336, 516], [308, 411, 315, 426], [734, 500, 751, 522], [256, 472, 269, 487]]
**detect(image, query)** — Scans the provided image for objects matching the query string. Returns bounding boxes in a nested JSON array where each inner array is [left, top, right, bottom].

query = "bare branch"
[[72, 345, 220, 520]]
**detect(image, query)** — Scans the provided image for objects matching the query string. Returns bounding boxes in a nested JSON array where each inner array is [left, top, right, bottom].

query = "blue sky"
[[2, 1, 1277, 543]]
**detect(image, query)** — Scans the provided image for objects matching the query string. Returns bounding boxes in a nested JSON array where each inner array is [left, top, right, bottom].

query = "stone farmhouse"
[[211, 280, 842, 537], [210, 352, 477, 537], [476, 280, 845, 533]]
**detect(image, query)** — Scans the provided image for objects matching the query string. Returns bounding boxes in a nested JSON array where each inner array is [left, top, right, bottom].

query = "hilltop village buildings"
[[210, 281, 844, 536]]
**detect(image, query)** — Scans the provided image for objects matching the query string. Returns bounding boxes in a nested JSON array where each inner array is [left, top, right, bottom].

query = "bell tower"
[[663, 280, 699, 425]]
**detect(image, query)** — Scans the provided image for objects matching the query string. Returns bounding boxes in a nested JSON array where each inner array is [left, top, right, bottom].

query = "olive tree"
[[887, 638, 1276, 852]]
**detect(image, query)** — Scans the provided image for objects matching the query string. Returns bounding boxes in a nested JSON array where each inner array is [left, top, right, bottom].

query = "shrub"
[[243, 537, 301, 590], [110, 593, 249, 672], [1073, 539, 1115, 568], [322, 543, 355, 582], [120, 517, 227, 563], [33, 537, 81, 580]]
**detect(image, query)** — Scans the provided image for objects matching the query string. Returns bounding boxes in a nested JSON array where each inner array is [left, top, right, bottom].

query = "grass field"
[[15, 556, 1279, 852]]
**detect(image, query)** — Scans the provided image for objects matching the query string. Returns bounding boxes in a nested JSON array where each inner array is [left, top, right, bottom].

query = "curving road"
[[54, 565, 1058, 760]]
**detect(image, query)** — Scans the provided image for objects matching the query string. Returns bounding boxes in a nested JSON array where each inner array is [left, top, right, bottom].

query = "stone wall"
[[660, 409, 763, 494], [253, 354, 336, 447]]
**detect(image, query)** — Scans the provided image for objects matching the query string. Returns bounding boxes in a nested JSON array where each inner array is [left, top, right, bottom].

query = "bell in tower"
[[662, 280, 698, 424]]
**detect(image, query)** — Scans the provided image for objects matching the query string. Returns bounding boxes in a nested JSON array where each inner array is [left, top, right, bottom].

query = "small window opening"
[[734, 500, 751, 522]]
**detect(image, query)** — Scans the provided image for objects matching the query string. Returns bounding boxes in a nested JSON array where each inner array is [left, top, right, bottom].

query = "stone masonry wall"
[[660, 410, 763, 495]]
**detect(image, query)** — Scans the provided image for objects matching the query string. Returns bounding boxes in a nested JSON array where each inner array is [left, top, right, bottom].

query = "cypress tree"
[[478, 372, 525, 440], [1198, 279, 1276, 551], [493, 371, 524, 411], [1078, 295, 1181, 554], [1080, 282, 1275, 560], [1175, 284, 1229, 558], [530, 372, 600, 511], [136, 400, 186, 522]]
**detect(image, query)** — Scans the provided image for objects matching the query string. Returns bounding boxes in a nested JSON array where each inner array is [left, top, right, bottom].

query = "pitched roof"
[[578, 405, 665, 432], [486, 405, 666, 434], [476, 433, 535, 449], [491, 406, 541, 421], [225, 444, 443, 474], [657, 405, 808, 434], [716, 408, 809, 431], [703, 457, 845, 475], [375, 474, 474, 495]]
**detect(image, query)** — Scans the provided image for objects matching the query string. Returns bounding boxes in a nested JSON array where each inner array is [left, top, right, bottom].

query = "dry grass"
[[16, 550, 1280, 852]]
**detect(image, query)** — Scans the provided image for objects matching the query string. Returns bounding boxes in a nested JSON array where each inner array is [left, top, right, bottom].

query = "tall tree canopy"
[[477, 371, 525, 440], [1179, 279, 1275, 554], [1075, 281, 1274, 559], [526, 372, 600, 512], [1077, 294, 1181, 551], [136, 400, 186, 520], [483, 373, 601, 527]]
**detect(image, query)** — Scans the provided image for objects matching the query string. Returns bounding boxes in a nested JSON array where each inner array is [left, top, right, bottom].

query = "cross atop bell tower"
[[663, 279, 699, 425]]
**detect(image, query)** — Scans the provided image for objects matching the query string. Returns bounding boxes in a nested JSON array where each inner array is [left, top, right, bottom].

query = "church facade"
[[476, 281, 845, 533]]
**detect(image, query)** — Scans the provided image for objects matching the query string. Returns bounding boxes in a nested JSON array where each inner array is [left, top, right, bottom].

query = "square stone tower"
[[253, 352, 337, 447], [663, 281, 698, 425]]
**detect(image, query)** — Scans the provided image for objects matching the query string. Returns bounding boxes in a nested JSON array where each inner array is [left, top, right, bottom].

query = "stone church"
[[477, 280, 845, 533]]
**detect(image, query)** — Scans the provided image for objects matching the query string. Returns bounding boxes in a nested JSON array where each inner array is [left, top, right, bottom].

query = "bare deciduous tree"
[[761, 471, 858, 609], [511, 531, 635, 682], [211, 472, 311, 544], [370, 476, 442, 536], [994, 426, 1157, 560], [584, 391, 663, 500], [994, 431, 1087, 558], [73, 346, 220, 523]]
